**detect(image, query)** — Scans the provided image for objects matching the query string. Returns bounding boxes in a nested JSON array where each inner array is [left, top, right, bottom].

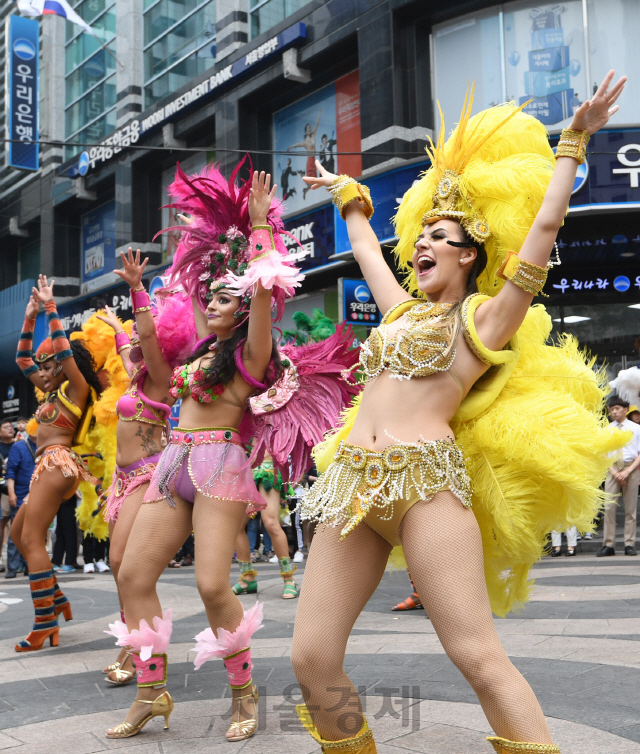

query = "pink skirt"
[[102, 453, 161, 523], [143, 427, 266, 516]]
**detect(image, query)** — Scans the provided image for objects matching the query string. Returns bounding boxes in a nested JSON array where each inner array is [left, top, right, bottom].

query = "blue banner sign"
[[5, 15, 39, 171], [339, 278, 381, 327], [283, 205, 335, 272], [81, 201, 116, 283]]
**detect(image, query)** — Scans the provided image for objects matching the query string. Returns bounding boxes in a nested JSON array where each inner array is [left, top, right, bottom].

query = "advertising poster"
[[81, 200, 116, 283], [505, 1, 587, 127], [273, 71, 361, 216], [161, 152, 211, 262]]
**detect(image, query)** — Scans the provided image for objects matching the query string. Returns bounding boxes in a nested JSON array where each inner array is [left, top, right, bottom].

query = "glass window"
[[587, 0, 640, 126], [432, 10, 503, 122], [249, 0, 308, 39], [65, 76, 116, 135], [433, 0, 591, 133], [66, 47, 116, 104], [143, 0, 216, 107]]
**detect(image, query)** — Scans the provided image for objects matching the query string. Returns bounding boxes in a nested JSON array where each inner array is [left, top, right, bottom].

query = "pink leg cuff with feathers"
[[191, 602, 264, 688], [105, 608, 173, 661]]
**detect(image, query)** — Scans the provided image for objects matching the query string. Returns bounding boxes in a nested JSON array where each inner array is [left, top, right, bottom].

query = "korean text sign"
[[339, 278, 381, 327], [81, 201, 116, 283], [5, 15, 39, 171]]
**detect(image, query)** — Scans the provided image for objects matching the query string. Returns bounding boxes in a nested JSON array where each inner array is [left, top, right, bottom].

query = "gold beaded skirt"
[[299, 437, 472, 546]]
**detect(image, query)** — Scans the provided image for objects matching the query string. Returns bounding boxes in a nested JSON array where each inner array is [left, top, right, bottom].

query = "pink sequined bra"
[[116, 374, 171, 427]]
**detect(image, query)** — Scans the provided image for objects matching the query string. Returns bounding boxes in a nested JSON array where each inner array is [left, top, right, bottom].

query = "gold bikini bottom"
[[299, 437, 472, 546]]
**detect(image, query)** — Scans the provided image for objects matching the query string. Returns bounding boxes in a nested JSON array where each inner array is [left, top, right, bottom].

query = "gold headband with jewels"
[[421, 170, 491, 245]]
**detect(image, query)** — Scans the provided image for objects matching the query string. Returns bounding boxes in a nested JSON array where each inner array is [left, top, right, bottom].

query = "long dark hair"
[[463, 238, 488, 297], [70, 340, 104, 400], [185, 319, 284, 391]]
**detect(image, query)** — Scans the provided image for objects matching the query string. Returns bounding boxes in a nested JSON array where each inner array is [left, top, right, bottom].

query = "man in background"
[[598, 396, 640, 557], [0, 418, 16, 574], [4, 427, 34, 577]]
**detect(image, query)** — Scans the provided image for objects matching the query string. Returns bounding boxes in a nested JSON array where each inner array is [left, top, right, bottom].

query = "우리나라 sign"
[[5, 14, 39, 171]]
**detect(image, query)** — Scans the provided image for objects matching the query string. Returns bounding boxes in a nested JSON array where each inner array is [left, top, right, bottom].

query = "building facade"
[[1, 0, 639, 418]]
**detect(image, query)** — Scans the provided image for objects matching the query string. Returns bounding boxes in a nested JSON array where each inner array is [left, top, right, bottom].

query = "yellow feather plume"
[[394, 90, 555, 298]]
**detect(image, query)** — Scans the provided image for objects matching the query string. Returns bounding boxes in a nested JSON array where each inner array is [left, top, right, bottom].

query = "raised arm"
[[96, 305, 134, 377], [303, 160, 410, 313], [476, 71, 627, 349], [16, 292, 46, 390], [241, 171, 279, 381], [35, 276, 89, 405], [114, 248, 172, 389]]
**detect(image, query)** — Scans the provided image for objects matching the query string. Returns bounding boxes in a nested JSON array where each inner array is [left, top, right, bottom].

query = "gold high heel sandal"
[[226, 685, 259, 742], [105, 650, 135, 685], [106, 690, 174, 738]]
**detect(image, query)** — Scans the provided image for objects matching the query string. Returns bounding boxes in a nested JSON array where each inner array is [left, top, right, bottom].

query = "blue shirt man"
[[5, 436, 36, 577]]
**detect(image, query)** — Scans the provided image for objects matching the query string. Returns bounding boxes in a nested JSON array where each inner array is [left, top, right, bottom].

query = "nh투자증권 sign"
[[5, 14, 39, 171]]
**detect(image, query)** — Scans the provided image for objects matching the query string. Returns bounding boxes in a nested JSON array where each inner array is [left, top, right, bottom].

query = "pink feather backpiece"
[[105, 608, 173, 661], [191, 602, 264, 670], [240, 323, 361, 482]]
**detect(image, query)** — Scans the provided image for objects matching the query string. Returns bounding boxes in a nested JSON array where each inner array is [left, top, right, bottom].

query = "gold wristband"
[[496, 251, 550, 297], [329, 175, 374, 220], [117, 343, 132, 354], [555, 128, 590, 164], [134, 305, 153, 313]]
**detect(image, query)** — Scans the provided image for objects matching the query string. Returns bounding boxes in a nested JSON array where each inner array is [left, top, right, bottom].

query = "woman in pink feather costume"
[[95, 250, 196, 692]]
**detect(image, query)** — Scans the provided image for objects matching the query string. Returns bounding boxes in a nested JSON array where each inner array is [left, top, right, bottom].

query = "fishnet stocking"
[[291, 491, 552, 745], [400, 492, 552, 744], [291, 521, 391, 740]]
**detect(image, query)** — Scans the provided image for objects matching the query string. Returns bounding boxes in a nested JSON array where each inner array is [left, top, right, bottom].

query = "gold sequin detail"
[[487, 737, 561, 753], [299, 438, 472, 539], [359, 300, 459, 382], [461, 294, 494, 365]]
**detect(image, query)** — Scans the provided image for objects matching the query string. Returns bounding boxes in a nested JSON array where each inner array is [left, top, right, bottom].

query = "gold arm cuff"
[[496, 251, 549, 297], [134, 305, 153, 313], [555, 128, 590, 164], [116, 344, 132, 354], [329, 175, 374, 220]]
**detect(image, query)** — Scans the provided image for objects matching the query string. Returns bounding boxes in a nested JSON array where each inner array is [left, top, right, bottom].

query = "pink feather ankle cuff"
[[133, 652, 168, 687], [105, 608, 173, 661], [191, 602, 264, 672]]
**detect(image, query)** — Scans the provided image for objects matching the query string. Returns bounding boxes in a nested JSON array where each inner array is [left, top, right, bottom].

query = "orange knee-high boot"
[[15, 568, 60, 652], [52, 572, 73, 622], [297, 705, 377, 753], [488, 736, 560, 753]]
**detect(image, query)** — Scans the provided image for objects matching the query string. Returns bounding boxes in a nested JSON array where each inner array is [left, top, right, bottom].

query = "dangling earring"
[[52, 363, 63, 377]]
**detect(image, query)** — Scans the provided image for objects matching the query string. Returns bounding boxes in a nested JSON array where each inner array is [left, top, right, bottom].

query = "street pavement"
[[0, 553, 639, 753]]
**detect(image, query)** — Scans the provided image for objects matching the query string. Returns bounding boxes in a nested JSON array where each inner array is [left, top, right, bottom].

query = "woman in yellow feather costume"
[[291, 72, 628, 754]]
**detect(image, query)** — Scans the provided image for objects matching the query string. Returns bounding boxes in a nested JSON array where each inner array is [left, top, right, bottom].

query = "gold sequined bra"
[[359, 295, 491, 383]]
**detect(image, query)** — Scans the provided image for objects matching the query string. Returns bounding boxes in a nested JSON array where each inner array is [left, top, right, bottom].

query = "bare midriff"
[[347, 329, 490, 452], [177, 356, 251, 433], [116, 419, 169, 468], [36, 419, 76, 456]]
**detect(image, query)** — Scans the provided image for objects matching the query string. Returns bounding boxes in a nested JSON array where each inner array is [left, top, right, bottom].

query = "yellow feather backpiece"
[[314, 307, 628, 617], [75, 316, 133, 540], [394, 90, 555, 298]]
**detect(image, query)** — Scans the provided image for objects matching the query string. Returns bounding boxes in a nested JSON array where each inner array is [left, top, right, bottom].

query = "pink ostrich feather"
[[240, 324, 361, 482], [159, 159, 295, 314], [191, 602, 264, 671], [105, 608, 173, 661], [154, 289, 198, 368]]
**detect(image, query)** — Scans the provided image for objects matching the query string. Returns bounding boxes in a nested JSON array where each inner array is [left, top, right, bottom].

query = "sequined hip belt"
[[169, 427, 241, 446], [299, 437, 472, 542]]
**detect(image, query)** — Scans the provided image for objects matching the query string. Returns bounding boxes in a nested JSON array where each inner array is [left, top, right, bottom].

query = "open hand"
[[114, 247, 148, 289], [96, 305, 122, 332], [302, 159, 338, 191], [33, 274, 54, 303], [248, 171, 277, 225], [25, 291, 39, 319], [570, 70, 626, 135]]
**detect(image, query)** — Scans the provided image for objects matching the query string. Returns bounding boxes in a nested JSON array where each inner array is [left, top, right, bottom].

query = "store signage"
[[557, 128, 640, 209], [2, 383, 19, 414], [81, 201, 116, 293], [66, 22, 306, 176], [283, 205, 335, 272], [338, 278, 381, 327], [5, 15, 39, 171], [548, 266, 640, 298]]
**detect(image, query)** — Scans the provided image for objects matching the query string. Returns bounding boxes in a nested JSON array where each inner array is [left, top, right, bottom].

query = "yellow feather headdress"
[[394, 86, 555, 298]]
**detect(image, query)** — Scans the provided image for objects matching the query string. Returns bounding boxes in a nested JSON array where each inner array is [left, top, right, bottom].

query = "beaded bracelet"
[[131, 287, 152, 314], [496, 251, 550, 297], [555, 128, 590, 164], [329, 175, 374, 220]]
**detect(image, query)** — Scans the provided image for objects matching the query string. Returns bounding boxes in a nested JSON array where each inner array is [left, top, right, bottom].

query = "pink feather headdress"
[[160, 158, 301, 322]]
